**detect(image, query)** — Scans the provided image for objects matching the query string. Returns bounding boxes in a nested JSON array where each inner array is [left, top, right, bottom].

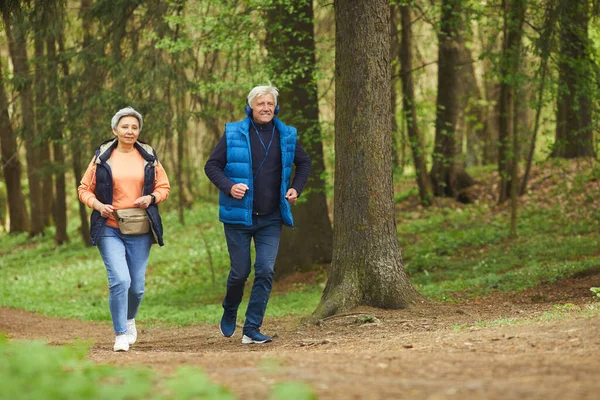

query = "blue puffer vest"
[[89, 138, 165, 246], [219, 117, 296, 227]]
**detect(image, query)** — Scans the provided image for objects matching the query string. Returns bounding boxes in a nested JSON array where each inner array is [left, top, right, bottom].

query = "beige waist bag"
[[112, 208, 150, 235]]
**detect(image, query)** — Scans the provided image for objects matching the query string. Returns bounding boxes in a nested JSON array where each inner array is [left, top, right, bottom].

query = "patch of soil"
[[2, 272, 600, 400]]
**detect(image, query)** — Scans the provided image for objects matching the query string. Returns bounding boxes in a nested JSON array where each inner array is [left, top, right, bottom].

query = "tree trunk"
[[313, 0, 421, 319], [457, 41, 485, 168], [72, 0, 99, 246], [0, 60, 29, 233], [551, 1, 594, 158], [521, 2, 557, 195], [498, 0, 526, 203], [429, 0, 472, 198], [2, 4, 45, 236], [390, 4, 400, 170], [265, 0, 333, 280], [34, 0, 53, 228], [399, 5, 433, 206], [46, 9, 68, 245]]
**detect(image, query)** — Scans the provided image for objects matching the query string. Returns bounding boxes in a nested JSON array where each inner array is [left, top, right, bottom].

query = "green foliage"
[[0, 202, 321, 326], [269, 382, 317, 400], [0, 336, 234, 400], [2, 163, 600, 323], [591, 287, 600, 298]]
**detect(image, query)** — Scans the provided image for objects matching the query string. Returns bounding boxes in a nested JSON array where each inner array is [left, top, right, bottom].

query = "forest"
[[1, 0, 600, 399]]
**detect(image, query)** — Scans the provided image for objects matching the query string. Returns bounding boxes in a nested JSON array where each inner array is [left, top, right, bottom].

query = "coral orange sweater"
[[78, 150, 171, 228]]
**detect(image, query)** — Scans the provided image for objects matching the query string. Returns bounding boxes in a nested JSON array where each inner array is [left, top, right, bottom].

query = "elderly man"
[[204, 84, 311, 344]]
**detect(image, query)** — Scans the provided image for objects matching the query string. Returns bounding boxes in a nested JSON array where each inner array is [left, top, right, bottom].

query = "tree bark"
[[551, 1, 595, 158], [265, 0, 333, 280], [34, 0, 53, 228], [72, 0, 100, 246], [2, 4, 45, 236], [498, 0, 525, 203], [313, 0, 421, 319], [399, 5, 433, 206], [46, 7, 68, 245], [390, 4, 401, 170], [0, 60, 29, 233], [429, 0, 472, 198]]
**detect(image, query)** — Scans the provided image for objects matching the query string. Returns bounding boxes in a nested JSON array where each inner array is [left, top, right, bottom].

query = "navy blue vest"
[[219, 117, 296, 227], [89, 139, 165, 246]]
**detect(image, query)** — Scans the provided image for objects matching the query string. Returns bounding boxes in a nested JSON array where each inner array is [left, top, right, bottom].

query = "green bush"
[[0, 335, 233, 400], [0, 336, 319, 400]]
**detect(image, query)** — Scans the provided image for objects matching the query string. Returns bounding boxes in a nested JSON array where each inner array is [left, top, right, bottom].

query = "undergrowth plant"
[[0, 162, 598, 323]]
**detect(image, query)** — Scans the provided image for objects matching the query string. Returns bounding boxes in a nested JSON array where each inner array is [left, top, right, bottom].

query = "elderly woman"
[[78, 107, 170, 352]]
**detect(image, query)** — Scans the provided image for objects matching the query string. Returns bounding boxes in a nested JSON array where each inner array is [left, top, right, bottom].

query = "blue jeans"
[[97, 226, 153, 334], [223, 210, 283, 333]]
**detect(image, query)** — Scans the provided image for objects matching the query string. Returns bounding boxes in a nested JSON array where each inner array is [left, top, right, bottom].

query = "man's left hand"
[[285, 188, 298, 205]]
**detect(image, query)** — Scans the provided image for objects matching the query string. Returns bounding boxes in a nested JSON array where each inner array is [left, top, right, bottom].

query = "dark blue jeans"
[[223, 210, 283, 333]]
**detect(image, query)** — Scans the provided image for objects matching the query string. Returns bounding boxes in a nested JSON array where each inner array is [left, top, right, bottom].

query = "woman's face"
[[112, 116, 140, 145]]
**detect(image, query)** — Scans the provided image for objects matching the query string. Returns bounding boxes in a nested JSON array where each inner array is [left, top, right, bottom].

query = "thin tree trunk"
[[73, 0, 98, 246], [47, 11, 68, 245], [400, 5, 433, 206], [2, 4, 44, 236], [0, 60, 29, 232], [313, 0, 421, 320], [521, 2, 557, 195], [176, 78, 186, 225], [498, 0, 526, 203], [34, 0, 53, 228], [510, 88, 520, 236]]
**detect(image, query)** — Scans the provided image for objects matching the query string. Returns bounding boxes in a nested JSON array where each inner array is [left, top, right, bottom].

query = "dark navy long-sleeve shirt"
[[204, 120, 311, 215]]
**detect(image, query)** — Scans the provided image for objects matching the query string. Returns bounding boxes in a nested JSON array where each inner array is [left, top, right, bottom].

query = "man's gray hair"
[[247, 84, 279, 108], [111, 106, 143, 131]]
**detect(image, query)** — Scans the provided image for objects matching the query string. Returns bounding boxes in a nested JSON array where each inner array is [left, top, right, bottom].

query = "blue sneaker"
[[219, 311, 237, 337], [242, 330, 272, 344]]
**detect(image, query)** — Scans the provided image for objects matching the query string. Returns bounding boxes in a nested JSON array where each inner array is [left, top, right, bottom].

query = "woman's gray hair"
[[111, 106, 143, 131], [247, 84, 279, 108]]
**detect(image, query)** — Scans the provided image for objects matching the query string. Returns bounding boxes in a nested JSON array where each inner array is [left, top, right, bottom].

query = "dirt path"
[[2, 273, 600, 400]]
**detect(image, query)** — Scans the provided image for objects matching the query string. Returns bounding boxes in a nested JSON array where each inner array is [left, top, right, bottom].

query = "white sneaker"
[[113, 334, 129, 352], [126, 319, 137, 345]]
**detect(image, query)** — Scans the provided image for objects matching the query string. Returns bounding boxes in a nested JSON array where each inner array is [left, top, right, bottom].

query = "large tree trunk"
[[551, 1, 594, 158], [399, 5, 433, 206], [265, 0, 333, 280], [498, 0, 526, 203], [313, 0, 421, 319], [2, 4, 45, 236], [46, 6, 68, 245], [390, 5, 401, 170], [429, 0, 472, 198], [0, 60, 29, 233]]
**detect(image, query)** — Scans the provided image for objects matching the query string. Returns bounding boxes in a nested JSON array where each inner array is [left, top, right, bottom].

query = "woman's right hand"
[[94, 200, 115, 218]]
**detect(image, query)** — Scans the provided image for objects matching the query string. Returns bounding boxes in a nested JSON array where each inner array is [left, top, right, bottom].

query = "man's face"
[[251, 94, 276, 124]]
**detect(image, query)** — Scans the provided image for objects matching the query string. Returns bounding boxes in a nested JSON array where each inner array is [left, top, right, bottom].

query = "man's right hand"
[[230, 183, 249, 199]]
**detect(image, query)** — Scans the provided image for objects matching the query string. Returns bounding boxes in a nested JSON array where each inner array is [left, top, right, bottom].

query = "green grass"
[[1, 165, 599, 325], [398, 202, 600, 301], [0, 203, 324, 326], [0, 335, 315, 400], [451, 302, 600, 331]]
